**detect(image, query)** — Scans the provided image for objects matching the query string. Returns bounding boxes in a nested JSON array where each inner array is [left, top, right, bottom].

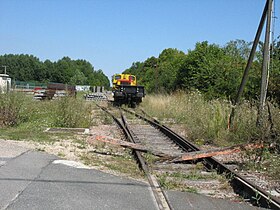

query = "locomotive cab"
[[112, 74, 136, 87], [112, 74, 144, 108]]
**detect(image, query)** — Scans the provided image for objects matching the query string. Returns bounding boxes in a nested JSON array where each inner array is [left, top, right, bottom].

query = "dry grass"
[[140, 91, 277, 146], [140, 91, 280, 180]]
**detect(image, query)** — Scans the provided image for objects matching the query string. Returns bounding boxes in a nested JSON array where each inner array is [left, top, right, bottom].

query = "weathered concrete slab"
[[7, 163, 157, 210], [0, 141, 157, 210], [0, 140, 29, 158], [0, 150, 57, 209]]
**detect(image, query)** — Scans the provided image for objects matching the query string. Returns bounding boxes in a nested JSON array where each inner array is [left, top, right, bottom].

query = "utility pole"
[[257, 0, 273, 126], [228, 0, 269, 128], [1, 65, 7, 74], [154, 64, 158, 93]]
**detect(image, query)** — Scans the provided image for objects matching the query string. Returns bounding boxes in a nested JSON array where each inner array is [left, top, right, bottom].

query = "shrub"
[[0, 92, 25, 127], [53, 97, 93, 128]]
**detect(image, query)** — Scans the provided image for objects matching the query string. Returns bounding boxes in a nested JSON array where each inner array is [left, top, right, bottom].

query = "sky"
[[0, 0, 279, 78]]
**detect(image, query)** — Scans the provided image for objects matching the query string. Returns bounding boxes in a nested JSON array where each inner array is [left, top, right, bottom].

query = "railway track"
[[97, 104, 280, 210], [97, 105, 171, 210]]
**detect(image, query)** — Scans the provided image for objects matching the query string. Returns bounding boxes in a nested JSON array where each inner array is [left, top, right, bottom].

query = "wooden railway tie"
[[88, 135, 264, 162]]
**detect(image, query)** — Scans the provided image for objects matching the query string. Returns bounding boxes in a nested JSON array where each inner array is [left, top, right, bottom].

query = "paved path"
[[0, 140, 157, 210], [0, 140, 262, 210]]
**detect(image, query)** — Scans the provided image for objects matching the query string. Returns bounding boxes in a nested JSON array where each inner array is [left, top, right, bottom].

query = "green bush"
[[0, 92, 25, 127]]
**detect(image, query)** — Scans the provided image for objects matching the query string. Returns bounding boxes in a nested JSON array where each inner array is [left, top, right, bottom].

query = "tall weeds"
[[0, 94, 93, 141], [0, 92, 25, 127], [0, 94, 93, 129], [141, 91, 270, 146], [53, 97, 93, 128]]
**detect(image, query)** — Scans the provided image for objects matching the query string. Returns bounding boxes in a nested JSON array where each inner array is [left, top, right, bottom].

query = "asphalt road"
[[0, 140, 157, 210]]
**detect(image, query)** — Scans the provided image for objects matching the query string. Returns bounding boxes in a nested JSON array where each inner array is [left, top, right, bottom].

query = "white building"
[[0, 74, 11, 93], [75, 85, 90, 92]]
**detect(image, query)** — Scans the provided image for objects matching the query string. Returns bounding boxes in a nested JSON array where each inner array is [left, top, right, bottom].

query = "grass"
[[140, 91, 278, 146], [91, 107, 114, 125], [169, 170, 218, 180], [155, 164, 229, 192], [1, 91, 279, 188], [0, 93, 94, 142], [157, 173, 184, 190], [140, 91, 280, 181], [241, 148, 280, 180], [53, 97, 94, 128], [0, 93, 144, 181], [74, 139, 87, 149], [157, 172, 199, 193], [80, 149, 144, 179], [104, 156, 144, 177], [0, 92, 25, 127]]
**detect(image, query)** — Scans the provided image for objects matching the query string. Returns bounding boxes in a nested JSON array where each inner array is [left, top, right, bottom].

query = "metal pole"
[[257, 0, 273, 126], [156, 64, 158, 93], [228, 0, 268, 128], [2, 65, 7, 74], [154, 64, 158, 93]]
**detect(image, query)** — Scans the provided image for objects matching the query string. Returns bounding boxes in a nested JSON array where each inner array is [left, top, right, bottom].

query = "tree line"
[[0, 55, 110, 89], [123, 37, 280, 103]]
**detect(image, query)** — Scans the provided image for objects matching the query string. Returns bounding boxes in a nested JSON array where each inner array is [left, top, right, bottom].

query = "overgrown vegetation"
[[141, 92, 267, 146], [123, 37, 280, 183], [53, 97, 93, 128], [0, 92, 24, 127], [0, 93, 93, 142], [155, 165, 229, 193], [241, 148, 280, 180], [140, 92, 280, 180]]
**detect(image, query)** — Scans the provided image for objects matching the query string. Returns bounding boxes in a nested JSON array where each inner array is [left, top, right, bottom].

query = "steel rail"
[[96, 104, 172, 210], [122, 107, 280, 210]]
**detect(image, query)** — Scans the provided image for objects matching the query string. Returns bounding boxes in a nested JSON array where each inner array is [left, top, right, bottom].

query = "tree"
[[0, 54, 110, 88], [177, 42, 226, 98], [121, 38, 280, 102], [123, 49, 186, 93], [69, 70, 87, 85], [157, 48, 185, 92], [88, 69, 110, 89], [268, 35, 280, 103]]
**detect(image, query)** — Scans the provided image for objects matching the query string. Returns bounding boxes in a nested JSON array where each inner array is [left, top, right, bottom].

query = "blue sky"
[[0, 0, 279, 78]]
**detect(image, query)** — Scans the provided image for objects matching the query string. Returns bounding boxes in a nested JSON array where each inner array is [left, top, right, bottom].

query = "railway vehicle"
[[32, 83, 76, 100], [112, 74, 145, 107], [46, 83, 76, 99]]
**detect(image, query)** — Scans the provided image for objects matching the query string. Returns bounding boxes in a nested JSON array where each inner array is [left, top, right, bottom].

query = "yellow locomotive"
[[112, 74, 137, 88], [112, 74, 145, 107]]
